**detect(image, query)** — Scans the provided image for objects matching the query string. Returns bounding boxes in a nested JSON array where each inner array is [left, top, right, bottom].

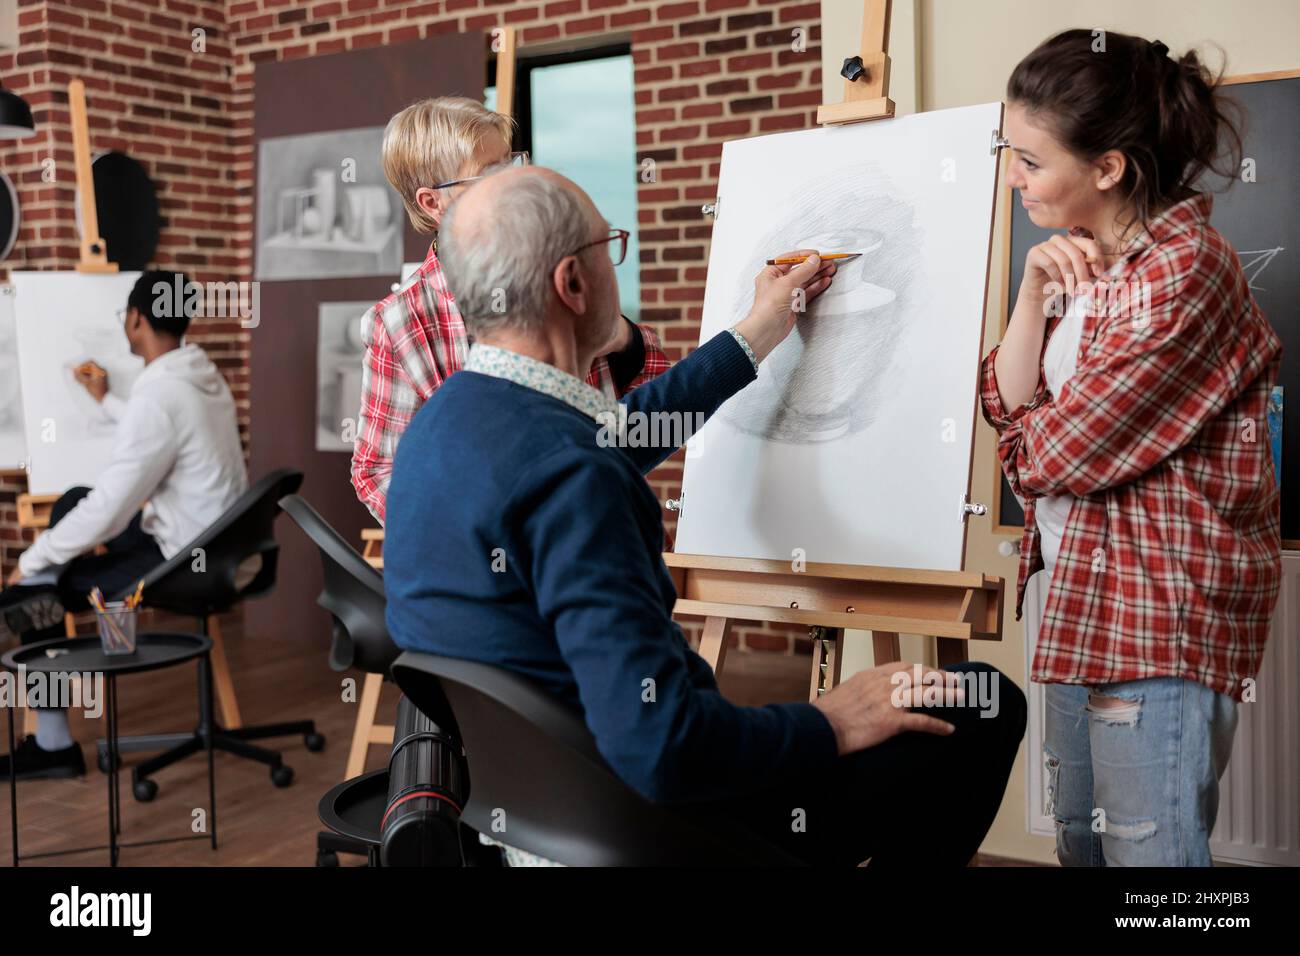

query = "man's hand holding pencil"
[[73, 361, 109, 403]]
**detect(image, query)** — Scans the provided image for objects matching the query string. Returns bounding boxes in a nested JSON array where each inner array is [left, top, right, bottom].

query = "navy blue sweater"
[[385, 331, 840, 804]]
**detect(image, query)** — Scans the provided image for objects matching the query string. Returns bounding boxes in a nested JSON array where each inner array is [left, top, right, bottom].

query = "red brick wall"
[[2, 0, 823, 655], [0, 0, 243, 580]]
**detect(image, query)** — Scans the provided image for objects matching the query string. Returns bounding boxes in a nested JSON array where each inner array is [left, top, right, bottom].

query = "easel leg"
[[346, 672, 384, 781], [207, 615, 242, 730], [872, 630, 901, 665], [935, 637, 966, 668], [807, 626, 845, 702], [697, 616, 731, 677]]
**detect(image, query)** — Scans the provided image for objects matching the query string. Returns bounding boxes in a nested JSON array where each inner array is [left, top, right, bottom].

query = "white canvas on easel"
[[674, 101, 1003, 571], [0, 285, 28, 470], [11, 271, 144, 494]]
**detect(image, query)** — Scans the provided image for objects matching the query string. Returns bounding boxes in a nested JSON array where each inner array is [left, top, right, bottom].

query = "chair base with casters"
[[94, 612, 324, 800]]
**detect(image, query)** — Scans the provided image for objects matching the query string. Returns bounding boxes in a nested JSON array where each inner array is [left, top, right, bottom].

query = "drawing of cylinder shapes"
[[340, 186, 393, 243], [310, 168, 336, 238], [720, 165, 922, 444]]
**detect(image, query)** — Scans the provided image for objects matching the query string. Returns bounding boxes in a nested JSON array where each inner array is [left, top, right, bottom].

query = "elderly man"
[[352, 97, 670, 524], [384, 167, 1026, 866]]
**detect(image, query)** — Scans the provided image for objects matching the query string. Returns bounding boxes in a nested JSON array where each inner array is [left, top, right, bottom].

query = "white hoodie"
[[19, 343, 248, 578]]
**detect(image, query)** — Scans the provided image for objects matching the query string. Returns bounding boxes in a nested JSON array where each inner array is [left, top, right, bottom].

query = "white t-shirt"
[[1034, 267, 1121, 576]]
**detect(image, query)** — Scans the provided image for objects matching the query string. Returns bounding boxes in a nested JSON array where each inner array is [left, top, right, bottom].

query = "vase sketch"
[[718, 166, 922, 444], [311, 168, 336, 239], [339, 187, 392, 243]]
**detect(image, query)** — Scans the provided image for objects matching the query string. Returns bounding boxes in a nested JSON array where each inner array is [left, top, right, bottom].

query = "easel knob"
[[840, 56, 867, 82]]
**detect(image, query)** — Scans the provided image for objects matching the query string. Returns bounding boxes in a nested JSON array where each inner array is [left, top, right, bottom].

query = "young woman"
[[982, 30, 1282, 866]]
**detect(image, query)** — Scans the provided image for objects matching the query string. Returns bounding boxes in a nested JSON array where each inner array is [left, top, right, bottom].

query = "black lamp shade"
[[0, 87, 35, 140]]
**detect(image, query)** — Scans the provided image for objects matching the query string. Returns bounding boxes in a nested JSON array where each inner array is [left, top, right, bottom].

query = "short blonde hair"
[[381, 96, 514, 234]]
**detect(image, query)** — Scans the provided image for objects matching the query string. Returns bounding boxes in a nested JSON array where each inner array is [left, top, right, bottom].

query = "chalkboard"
[[996, 71, 1300, 544]]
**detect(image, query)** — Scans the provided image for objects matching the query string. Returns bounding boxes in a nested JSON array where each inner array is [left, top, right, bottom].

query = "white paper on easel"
[[12, 271, 144, 495], [0, 286, 28, 470], [674, 102, 1003, 571]]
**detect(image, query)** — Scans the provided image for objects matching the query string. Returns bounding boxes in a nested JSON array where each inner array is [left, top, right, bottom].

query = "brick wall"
[[0, 0, 243, 581], [2, 0, 823, 656]]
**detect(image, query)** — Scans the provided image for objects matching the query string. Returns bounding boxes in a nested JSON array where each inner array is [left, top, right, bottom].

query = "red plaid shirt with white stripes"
[[981, 193, 1282, 701], [351, 242, 672, 523]]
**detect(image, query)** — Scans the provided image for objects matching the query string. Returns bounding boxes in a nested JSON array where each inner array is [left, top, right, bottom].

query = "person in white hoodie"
[[0, 271, 247, 779]]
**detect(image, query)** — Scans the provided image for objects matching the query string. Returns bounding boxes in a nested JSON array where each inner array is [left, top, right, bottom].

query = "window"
[[489, 45, 640, 320]]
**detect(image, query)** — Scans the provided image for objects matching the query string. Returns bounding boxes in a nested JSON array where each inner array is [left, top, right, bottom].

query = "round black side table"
[[2, 632, 214, 867]]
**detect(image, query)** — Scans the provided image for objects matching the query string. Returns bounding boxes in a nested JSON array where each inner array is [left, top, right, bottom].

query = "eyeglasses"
[[570, 228, 629, 266], [430, 151, 530, 190]]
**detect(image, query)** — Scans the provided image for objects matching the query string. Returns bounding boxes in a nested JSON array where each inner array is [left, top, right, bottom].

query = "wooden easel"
[[815, 0, 895, 127], [67, 79, 116, 274], [665, 556, 1003, 700], [668, 0, 1005, 697], [492, 26, 518, 119]]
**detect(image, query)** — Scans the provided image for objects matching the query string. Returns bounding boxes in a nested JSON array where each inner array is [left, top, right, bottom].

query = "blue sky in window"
[[529, 55, 640, 320]]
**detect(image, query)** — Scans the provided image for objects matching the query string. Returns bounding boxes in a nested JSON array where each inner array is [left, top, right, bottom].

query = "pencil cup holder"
[[95, 601, 138, 656]]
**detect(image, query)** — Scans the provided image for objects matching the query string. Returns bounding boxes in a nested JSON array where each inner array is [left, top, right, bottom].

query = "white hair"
[[438, 171, 599, 338]]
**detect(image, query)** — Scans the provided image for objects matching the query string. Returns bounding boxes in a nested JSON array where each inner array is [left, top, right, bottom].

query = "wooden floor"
[[1, 612, 1033, 866]]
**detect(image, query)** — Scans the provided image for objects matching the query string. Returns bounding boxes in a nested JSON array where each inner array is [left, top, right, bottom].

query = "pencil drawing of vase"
[[719, 165, 920, 444], [340, 187, 392, 243]]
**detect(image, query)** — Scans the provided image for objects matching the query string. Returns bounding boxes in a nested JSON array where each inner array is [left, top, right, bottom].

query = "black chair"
[[391, 652, 805, 866], [278, 493, 403, 866], [101, 468, 324, 801]]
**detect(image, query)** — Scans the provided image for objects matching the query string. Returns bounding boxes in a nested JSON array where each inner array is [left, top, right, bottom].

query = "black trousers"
[[679, 662, 1027, 866], [0, 486, 164, 643]]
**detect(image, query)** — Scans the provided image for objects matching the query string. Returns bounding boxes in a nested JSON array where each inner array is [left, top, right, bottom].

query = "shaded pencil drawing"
[[316, 301, 370, 452], [717, 164, 922, 444], [256, 127, 402, 281], [0, 286, 27, 469]]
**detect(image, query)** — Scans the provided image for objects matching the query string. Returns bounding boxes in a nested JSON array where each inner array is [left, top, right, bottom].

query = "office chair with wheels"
[[100, 468, 324, 801], [391, 651, 805, 866]]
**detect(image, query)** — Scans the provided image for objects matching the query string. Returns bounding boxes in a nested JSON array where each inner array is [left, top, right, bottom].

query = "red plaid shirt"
[[352, 242, 671, 523], [981, 194, 1282, 701]]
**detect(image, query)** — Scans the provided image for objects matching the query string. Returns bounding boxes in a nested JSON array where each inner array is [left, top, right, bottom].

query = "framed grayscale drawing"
[[316, 300, 371, 453], [255, 127, 403, 282]]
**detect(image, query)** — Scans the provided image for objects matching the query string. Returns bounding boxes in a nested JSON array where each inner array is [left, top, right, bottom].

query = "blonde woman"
[[351, 97, 669, 522]]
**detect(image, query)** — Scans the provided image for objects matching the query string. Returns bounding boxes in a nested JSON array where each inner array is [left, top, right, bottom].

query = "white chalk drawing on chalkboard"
[[715, 165, 922, 444], [1238, 246, 1284, 292]]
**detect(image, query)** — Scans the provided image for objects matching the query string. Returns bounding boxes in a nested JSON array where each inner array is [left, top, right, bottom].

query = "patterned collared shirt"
[[981, 193, 1282, 701], [351, 242, 672, 523], [465, 330, 759, 428], [465, 343, 619, 422]]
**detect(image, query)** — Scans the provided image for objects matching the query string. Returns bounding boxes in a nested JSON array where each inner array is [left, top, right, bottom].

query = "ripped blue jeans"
[[1043, 678, 1238, 866]]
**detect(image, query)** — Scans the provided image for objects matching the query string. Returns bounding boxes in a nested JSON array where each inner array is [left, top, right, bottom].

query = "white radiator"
[[1024, 552, 1300, 866]]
